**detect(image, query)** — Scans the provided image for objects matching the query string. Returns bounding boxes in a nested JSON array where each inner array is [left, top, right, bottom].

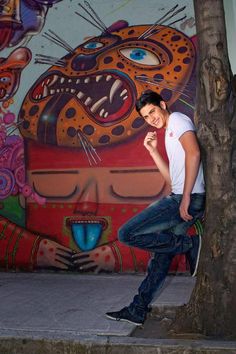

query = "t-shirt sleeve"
[[171, 113, 196, 139]]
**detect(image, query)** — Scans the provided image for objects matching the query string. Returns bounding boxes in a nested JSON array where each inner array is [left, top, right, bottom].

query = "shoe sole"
[[105, 314, 143, 326], [192, 233, 202, 277]]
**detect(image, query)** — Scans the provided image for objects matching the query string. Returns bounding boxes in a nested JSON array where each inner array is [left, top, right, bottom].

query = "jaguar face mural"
[[0, 2, 198, 273], [19, 21, 195, 147]]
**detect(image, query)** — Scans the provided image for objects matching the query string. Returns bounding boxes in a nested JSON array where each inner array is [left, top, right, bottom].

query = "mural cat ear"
[[106, 20, 129, 34]]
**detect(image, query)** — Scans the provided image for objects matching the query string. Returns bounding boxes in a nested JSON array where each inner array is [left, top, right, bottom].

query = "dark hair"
[[135, 90, 164, 114]]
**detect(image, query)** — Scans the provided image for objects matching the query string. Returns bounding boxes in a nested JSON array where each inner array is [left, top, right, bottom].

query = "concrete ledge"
[[0, 335, 236, 354], [0, 273, 235, 353]]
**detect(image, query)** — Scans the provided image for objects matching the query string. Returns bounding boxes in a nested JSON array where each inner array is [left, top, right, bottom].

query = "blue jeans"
[[118, 193, 205, 321]]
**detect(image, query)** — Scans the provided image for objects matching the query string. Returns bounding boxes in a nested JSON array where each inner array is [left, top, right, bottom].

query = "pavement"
[[0, 272, 236, 354]]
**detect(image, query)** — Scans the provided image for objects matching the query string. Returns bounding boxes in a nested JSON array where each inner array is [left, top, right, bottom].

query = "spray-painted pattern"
[[0, 1, 200, 273]]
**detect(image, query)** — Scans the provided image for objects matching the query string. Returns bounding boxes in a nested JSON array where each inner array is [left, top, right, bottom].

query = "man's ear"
[[160, 101, 166, 110]]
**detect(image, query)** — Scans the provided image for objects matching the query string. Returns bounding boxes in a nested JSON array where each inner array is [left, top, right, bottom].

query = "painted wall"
[[0, 0, 202, 273], [224, 0, 236, 74]]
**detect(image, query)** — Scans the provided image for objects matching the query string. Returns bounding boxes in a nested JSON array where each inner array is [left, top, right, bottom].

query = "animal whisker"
[[166, 15, 187, 27], [145, 15, 188, 38], [135, 75, 192, 99], [6, 120, 24, 136], [77, 131, 93, 166], [35, 60, 66, 68], [35, 54, 66, 67], [136, 75, 195, 93], [77, 1, 107, 33], [178, 97, 195, 110], [75, 11, 104, 32], [6, 120, 23, 131], [35, 53, 66, 64], [141, 5, 187, 40], [84, 1, 108, 32], [48, 29, 74, 53], [138, 4, 178, 39], [77, 129, 101, 166], [42, 30, 74, 54]]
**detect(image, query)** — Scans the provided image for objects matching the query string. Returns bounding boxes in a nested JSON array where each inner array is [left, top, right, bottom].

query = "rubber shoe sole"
[[105, 312, 143, 326]]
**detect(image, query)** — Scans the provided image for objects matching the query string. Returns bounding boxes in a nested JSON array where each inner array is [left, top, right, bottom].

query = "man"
[[105, 90, 205, 326]]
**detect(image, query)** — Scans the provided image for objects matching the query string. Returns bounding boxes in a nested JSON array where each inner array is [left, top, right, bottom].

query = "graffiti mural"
[[0, 0, 200, 273], [0, 47, 31, 102], [0, 0, 63, 50]]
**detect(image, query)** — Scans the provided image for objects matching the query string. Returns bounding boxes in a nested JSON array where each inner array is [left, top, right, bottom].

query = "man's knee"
[[118, 227, 130, 245]]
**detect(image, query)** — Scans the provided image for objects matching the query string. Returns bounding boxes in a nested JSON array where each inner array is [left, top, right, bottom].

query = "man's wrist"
[[182, 192, 191, 199], [149, 148, 158, 155]]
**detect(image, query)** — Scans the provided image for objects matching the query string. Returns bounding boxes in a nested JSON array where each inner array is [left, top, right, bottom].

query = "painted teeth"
[[96, 75, 102, 82], [48, 75, 58, 87], [43, 85, 48, 97], [120, 89, 127, 97], [100, 108, 105, 117], [109, 79, 122, 103], [84, 96, 92, 106], [39, 75, 128, 117], [91, 96, 108, 113], [77, 91, 84, 99]]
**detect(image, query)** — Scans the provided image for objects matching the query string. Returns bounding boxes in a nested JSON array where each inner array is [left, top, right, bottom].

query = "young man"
[[106, 90, 205, 326]]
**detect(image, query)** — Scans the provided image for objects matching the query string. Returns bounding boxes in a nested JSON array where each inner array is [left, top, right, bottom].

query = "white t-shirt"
[[165, 112, 205, 194]]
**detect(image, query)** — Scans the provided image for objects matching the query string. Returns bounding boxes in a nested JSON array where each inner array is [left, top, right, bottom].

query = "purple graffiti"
[[0, 0, 63, 50], [0, 47, 32, 102], [0, 109, 45, 203]]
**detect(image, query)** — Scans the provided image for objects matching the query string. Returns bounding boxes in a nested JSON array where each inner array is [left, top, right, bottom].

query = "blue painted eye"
[[120, 48, 160, 65], [0, 77, 10, 83], [83, 42, 103, 49]]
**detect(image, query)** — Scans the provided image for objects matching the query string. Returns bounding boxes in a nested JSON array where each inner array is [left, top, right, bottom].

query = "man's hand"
[[179, 194, 193, 221], [144, 131, 157, 153]]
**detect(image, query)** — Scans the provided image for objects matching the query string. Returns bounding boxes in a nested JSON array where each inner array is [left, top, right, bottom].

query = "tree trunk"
[[173, 0, 236, 338]]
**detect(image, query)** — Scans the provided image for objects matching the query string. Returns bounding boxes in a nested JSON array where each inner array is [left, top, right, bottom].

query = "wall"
[[224, 0, 236, 74], [0, 0, 201, 273]]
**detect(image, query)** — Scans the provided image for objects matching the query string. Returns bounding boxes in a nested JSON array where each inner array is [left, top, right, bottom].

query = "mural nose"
[[72, 178, 102, 251], [74, 178, 98, 215], [71, 54, 97, 71]]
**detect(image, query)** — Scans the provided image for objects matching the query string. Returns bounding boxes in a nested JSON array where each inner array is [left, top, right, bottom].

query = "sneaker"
[[186, 234, 202, 277], [105, 307, 144, 326]]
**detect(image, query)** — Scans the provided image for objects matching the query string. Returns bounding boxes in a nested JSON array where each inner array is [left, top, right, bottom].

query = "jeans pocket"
[[170, 194, 182, 205], [190, 194, 206, 216]]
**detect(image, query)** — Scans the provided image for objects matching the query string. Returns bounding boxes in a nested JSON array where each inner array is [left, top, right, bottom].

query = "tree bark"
[[173, 0, 236, 338]]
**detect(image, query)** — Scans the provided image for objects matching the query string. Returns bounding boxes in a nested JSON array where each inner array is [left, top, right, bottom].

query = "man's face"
[[140, 102, 168, 129]]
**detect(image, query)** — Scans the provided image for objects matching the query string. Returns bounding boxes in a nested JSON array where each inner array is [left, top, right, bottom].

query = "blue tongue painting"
[[71, 222, 103, 251]]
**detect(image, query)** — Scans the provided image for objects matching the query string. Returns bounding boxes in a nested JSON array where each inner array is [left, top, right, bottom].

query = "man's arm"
[[144, 131, 171, 185], [179, 130, 201, 221]]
